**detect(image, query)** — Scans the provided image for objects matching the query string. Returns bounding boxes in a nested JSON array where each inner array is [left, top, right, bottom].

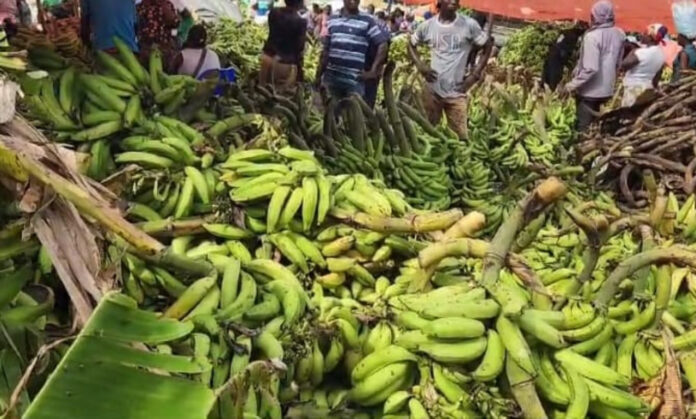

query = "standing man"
[[315, 0, 389, 99], [260, 0, 307, 91], [174, 25, 222, 78], [541, 22, 588, 90], [81, 0, 138, 52], [564, 0, 624, 131], [408, 0, 493, 139]]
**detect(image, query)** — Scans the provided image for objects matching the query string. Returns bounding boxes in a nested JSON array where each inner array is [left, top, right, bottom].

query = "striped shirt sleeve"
[[367, 17, 389, 45]]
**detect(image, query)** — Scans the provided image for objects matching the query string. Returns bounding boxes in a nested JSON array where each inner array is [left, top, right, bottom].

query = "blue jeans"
[[326, 80, 365, 99]]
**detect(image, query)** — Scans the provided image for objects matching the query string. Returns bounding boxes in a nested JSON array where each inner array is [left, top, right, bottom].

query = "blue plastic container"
[[198, 67, 236, 96]]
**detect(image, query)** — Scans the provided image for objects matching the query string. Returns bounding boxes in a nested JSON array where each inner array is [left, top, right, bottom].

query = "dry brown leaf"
[[657, 333, 686, 419], [634, 370, 665, 413], [18, 179, 43, 213], [507, 254, 550, 296], [32, 204, 97, 325], [633, 334, 688, 419]]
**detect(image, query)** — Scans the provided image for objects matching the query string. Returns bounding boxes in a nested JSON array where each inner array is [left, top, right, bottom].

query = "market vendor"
[[407, 0, 493, 139], [137, 0, 180, 70], [80, 0, 138, 52], [620, 24, 665, 107], [564, 0, 625, 132], [174, 25, 221, 79], [541, 22, 588, 91], [314, 0, 389, 99], [672, 33, 696, 82], [259, 0, 307, 91]]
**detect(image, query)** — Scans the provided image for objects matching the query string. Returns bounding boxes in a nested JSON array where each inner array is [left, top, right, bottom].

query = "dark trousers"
[[363, 77, 380, 108], [541, 61, 563, 91], [576, 96, 608, 132]]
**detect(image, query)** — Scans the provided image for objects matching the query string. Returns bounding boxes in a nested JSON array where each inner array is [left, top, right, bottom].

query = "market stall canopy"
[[401, 0, 674, 32]]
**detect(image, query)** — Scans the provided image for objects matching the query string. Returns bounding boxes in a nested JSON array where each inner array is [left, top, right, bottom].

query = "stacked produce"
[[499, 23, 566, 73], [9, 25, 91, 69], [207, 20, 321, 83], [578, 75, 696, 208], [229, 62, 579, 221], [3, 22, 696, 419], [0, 50, 27, 72], [453, 78, 579, 233], [206, 21, 582, 224], [6, 127, 696, 418], [208, 19, 269, 79]]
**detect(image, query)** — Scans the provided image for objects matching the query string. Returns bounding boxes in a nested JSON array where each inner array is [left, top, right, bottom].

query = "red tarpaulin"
[[402, 0, 675, 33]]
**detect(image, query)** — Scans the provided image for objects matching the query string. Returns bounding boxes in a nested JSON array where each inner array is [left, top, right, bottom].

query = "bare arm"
[[315, 40, 329, 85], [472, 37, 493, 78], [652, 66, 663, 88], [407, 41, 425, 73], [461, 15, 494, 91], [173, 52, 183, 74], [365, 42, 388, 77], [621, 50, 639, 71], [408, 41, 436, 82]]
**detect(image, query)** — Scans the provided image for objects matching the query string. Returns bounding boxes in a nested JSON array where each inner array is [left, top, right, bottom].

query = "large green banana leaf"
[[0, 265, 45, 417], [23, 292, 216, 419]]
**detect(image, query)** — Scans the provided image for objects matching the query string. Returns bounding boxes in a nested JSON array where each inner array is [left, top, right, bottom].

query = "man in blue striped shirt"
[[315, 0, 389, 98]]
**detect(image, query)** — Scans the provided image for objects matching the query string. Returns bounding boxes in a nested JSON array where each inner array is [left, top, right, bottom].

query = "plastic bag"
[[0, 77, 19, 124], [673, 0, 696, 38]]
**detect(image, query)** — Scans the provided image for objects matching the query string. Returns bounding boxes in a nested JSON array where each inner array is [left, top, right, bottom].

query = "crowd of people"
[[79, 0, 221, 78], [304, 3, 419, 38], [262, 0, 492, 139], [0, 0, 221, 78], [4, 0, 696, 138], [543, 0, 696, 131]]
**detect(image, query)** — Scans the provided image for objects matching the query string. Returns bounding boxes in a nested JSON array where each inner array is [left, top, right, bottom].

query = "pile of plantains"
[[2, 21, 696, 419]]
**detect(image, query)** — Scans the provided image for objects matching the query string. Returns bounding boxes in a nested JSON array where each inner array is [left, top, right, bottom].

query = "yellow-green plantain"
[[267, 186, 291, 233]]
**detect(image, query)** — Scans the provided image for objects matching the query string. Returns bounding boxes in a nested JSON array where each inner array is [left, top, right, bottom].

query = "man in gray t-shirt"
[[408, 0, 492, 139]]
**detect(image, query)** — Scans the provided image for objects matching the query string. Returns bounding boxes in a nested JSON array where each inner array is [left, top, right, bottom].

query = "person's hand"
[[559, 84, 575, 98], [419, 67, 437, 83], [459, 74, 480, 93], [361, 69, 378, 80]]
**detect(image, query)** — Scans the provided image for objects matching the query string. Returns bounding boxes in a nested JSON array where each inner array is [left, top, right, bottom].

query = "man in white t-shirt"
[[620, 24, 666, 107], [407, 0, 493, 139]]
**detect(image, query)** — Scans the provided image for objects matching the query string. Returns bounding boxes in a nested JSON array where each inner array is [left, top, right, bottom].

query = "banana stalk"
[[595, 247, 696, 309], [0, 139, 163, 255], [480, 178, 566, 313], [505, 355, 548, 419], [137, 217, 216, 237], [331, 208, 463, 234], [555, 208, 609, 306]]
